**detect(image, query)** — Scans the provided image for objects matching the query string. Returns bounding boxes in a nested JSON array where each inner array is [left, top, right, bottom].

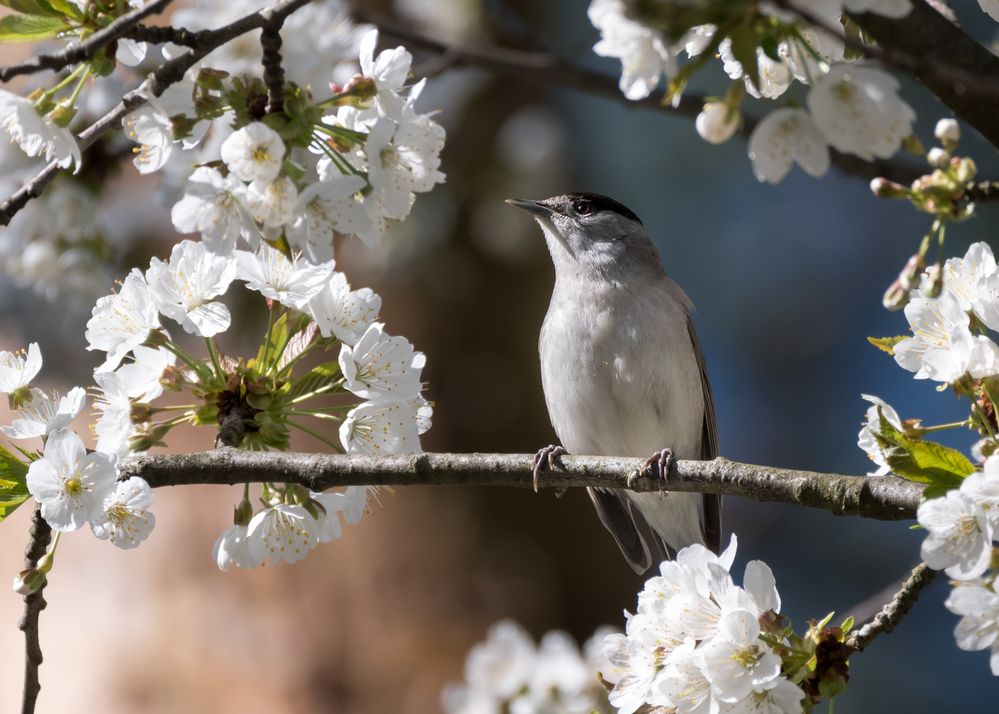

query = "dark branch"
[[846, 562, 939, 652], [854, 0, 999, 149], [352, 7, 922, 185], [125, 23, 202, 49], [260, 21, 286, 115], [964, 180, 999, 203], [0, 0, 317, 227], [118, 450, 925, 521], [0, 0, 176, 83], [19, 507, 51, 714]]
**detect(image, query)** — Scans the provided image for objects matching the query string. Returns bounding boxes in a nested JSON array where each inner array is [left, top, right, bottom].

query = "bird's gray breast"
[[538, 276, 704, 460]]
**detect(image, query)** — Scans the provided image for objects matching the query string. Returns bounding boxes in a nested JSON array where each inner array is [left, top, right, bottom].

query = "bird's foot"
[[641, 448, 675, 494], [532, 444, 568, 494]]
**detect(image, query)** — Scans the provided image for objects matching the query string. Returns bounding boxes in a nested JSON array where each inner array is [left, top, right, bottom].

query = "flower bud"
[[12, 568, 46, 596], [924, 264, 943, 298], [234, 498, 254, 527], [47, 104, 77, 128], [695, 101, 739, 145], [882, 279, 909, 311], [954, 156, 977, 183], [934, 118, 960, 148], [927, 147, 950, 168], [869, 177, 908, 199], [130, 402, 154, 423]]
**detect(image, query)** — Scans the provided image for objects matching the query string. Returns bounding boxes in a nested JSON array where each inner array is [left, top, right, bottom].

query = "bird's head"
[[506, 193, 662, 280]]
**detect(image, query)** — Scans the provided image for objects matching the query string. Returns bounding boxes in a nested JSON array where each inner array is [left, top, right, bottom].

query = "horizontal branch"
[[0, 0, 316, 227], [0, 0, 175, 83], [118, 450, 924, 521], [355, 8, 922, 185]]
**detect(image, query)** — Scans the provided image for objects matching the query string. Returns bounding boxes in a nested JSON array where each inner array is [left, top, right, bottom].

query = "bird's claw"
[[532, 444, 567, 493], [641, 448, 675, 494]]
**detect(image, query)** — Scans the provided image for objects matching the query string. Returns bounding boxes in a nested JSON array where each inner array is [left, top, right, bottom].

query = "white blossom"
[[246, 504, 319, 565], [220, 121, 286, 182], [287, 175, 371, 262], [123, 81, 200, 174], [962, 457, 999, 530], [244, 176, 299, 227], [146, 239, 238, 337], [90, 477, 156, 549], [894, 294, 974, 383], [339, 322, 426, 402], [171, 166, 259, 253], [0, 342, 42, 393], [365, 115, 445, 220], [944, 579, 999, 676], [235, 244, 334, 309], [0, 90, 81, 172], [747, 108, 829, 184], [935, 117, 960, 145], [857, 394, 903, 476], [698, 610, 782, 703], [114, 345, 176, 403], [588, 0, 675, 101], [306, 271, 381, 344], [1, 386, 86, 440], [917, 489, 994, 580], [940, 241, 996, 311], [807, 65, 915, 161], [85, 269, 161, 373], [93, 370, 138, 459], [310, 491, 345, 543], [358, 29, 412, 119], [26, 429, 116, 531], [461, 621, 538, 701], [339, 398, 431, 455], [213, 524, 261, 571], [696, 101, 740, 145], [968, 336, 999, 380], [718, 40, 792, 99]]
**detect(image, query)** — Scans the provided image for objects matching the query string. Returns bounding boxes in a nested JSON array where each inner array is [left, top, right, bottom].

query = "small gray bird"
[[507, 193, 721, 573]]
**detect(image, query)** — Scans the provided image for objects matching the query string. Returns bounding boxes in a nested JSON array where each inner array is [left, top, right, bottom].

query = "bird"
[[506, 192, 721, 574]]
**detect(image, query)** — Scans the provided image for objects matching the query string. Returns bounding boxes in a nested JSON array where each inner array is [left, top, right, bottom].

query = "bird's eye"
[[572, 200, 593, 216]]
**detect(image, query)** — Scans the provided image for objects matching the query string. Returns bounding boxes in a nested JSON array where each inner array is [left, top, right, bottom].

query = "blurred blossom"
[[496, 106, 567, 173]]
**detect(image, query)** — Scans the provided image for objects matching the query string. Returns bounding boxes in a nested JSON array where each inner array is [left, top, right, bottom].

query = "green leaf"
[[0, 0, 64, 17], [256, 312, 290, 373], [287, 359, 341, 399], [867, 335, 906, 355], [0, 443, 30, 524], [840, 615, 855, 634], [40, 0, 83, 19], [875, 407, 973, 492], [727, 25, 761, 94], [0, 13, 70, 42]]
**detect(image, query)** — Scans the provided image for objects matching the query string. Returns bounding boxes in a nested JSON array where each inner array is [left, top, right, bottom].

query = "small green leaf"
[[0, 443, 30, 524], [867, 335, 906, 355], [287, 359, 341, 399], [256, 312, 290, 373], [727, 25, 761, 94], [840, 615, 855, 634], [0, 13, 70, 42], [876, 407, 972, 492]]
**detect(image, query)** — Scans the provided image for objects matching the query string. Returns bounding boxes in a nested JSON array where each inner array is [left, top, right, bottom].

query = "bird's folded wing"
[[689, 315, 722, 554], [587, 487, 672, 574]]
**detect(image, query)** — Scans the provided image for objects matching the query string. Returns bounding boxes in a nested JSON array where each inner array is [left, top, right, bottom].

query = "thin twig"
[[118, 450, 925, 521], [846, 562, 939, 652], [0, 0, 176, 83], [0, 0, 317, 227], [964, 180, 999, 203], [19, 506, 52, 714], [353, 7, 922, 185]]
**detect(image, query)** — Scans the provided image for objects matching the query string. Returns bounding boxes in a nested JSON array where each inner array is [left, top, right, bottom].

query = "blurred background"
[[2, 0, 999, 711]]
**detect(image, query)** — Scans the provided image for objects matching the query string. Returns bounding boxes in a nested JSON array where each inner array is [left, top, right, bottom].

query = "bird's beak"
[[505, 198, 551, 216]]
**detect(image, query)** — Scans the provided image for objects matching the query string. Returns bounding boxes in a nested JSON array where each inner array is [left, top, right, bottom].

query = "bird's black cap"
[[550, 192, 644, 225]]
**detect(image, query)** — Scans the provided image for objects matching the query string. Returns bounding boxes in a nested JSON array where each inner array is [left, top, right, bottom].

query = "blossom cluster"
[[81, 238, 431, 568], [600, 536, 806, 714], [857, 238, 999, 676], [587, 0, 922, 184], [0, 344, 155, 557], [442, 620, 615, 714], [140, 27, 444, 261]]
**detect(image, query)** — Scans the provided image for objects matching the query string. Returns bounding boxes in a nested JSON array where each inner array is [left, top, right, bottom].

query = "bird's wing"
[[688, 315, 722, 554], [587, 487, 672, 574]]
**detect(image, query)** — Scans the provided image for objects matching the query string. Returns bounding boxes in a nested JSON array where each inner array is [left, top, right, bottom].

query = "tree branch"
[[117, 450, 924, 520], [0, 0, 176, 83], [353, 7, 922, 185], [0, 0, 317, 227], [846, 562, 938, 652], [854, 0, 999, 149], [19, 507, 51, 714], [260, 20, 286, 115]]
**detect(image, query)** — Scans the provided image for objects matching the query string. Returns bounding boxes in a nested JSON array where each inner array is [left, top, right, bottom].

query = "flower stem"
[[287, 419, 341, 451], [206, 337, 224, 379]]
